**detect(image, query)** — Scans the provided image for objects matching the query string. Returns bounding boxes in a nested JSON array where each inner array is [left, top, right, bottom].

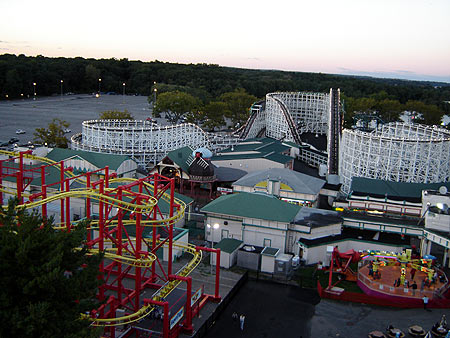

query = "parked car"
[[9, 137, 19, 144], [15, 129, 26, 134], [63, 128, 71, 133]]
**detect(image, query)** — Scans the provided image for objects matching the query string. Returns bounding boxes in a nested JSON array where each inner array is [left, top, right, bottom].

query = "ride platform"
[[358, 263, 447, 301]]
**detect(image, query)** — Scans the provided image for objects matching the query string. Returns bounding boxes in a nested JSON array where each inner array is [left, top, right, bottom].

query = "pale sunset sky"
[[1, 0, 449, 82]]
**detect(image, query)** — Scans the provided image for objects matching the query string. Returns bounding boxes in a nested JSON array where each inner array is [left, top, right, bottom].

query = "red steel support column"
[[86, 174, 91, 241], [42, 185, 47, 220], [117, 187, 123, 304], [40, 166, 47, 219], [195, 246, 221, 301], [169, 274, 193, 333], [168, 178, 175, 276], [215, 248, 221, 301], [135, 194, 142, 311], [163, 301, 170, 338], [144, 299, 170, 338], [17, 152, 24, 204], [60, 161, 65, 225], [65, 179, 71, 230], [98, 180, 105, 301], [152, 174, 158, 282]]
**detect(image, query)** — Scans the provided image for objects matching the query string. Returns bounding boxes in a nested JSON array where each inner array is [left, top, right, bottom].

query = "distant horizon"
[[1, 0, 449, 84], [3, 52, 450, 85]]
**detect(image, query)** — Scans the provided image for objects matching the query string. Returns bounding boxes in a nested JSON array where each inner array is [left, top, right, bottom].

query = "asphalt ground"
[[0, 94, 155, 145], [204, 279, 449, 338]]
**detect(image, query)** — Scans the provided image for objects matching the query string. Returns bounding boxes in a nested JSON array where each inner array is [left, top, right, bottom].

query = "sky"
[[1, 0, 449, 83]]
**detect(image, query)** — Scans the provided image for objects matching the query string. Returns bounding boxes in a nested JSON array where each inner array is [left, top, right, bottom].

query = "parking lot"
[[0, 94, 154, 145]]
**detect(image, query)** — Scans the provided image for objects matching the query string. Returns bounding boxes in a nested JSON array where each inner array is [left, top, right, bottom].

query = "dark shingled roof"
[[299, 227, 413, 248], [350, 177, 450, 202]]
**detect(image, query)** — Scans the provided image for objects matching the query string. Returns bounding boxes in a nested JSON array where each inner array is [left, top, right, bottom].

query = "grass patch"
[[292, 266, 364, 293]]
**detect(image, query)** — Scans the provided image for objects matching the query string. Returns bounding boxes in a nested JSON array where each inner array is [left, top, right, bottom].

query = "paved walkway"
[[201, 278, 448, 338]]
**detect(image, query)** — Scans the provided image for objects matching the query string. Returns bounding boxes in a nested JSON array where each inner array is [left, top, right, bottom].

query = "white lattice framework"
[[241, 103, 266, 139], [71, 120, 212, 168], [340, 122, 450, 194], [264, 92, 329, 141]]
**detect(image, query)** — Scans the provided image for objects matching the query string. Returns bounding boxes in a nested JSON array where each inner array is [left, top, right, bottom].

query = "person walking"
[[410, 267, 416, 280], [411, 280, 417, 296], [422, 296, 429, 310], [240, 314, 245, 331]]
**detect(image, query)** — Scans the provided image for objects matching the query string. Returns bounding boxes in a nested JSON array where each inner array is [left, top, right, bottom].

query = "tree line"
[[1, 53, 449, 128]]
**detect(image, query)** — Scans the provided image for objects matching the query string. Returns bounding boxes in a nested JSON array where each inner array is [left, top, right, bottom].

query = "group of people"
[[368, 260, 381, 280], [232, 312, 246, 331]]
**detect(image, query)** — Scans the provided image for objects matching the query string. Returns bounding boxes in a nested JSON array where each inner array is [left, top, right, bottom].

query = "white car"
[[64, 128, 71, 133], [15, 129, 26, 134]]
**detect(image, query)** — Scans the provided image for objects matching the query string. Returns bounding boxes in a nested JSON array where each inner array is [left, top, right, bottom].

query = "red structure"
[[321, 247, 450, 308], [0, 150, 221, 338], [327, 246, 360, 288]]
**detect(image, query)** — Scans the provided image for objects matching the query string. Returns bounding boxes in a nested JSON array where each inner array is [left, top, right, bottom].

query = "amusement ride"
[[0, 149, 221, 338]]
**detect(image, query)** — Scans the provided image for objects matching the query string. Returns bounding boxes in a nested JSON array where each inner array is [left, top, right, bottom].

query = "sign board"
[[217, 187, 233, 194], [170, 307, 184, 330], [191, 287, 202, 307]]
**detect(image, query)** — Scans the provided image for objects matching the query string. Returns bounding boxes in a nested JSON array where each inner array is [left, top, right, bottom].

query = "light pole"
[[98, 78, 101, 95], [207, 223, 219, 274], [60, 80, 63, 99], [122, 82, 126, 96], [33, 82, 36, 100]]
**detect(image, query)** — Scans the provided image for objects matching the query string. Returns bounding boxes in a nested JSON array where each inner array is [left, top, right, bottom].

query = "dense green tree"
[[1, 53, 450, 127], [185, 109, 206, 125], [99, 110, 134, 120], [203, 101, 228, 131], [154, 91, 199, 123], [375, 99, 404, 122], [34, 118, 70, 148], [0, 199, 102, 338], [219, 88, 257, 126], [405, 100, 444, 125]]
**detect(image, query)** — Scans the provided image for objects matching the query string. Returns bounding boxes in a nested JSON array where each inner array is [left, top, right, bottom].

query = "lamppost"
[[153, 81, 157, 103], [207, 223, 219, 274], [60, 80, 63, 99], [122, 82, 126, 96], [98, 78, 101, 95], [33, 82, 36, 100]]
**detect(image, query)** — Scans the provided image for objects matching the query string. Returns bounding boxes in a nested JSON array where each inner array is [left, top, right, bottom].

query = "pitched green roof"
[[201, 192, 301, 222], [350, 177, 450, 200], [46, 148, 134, 171], [166, 146, 194, 172], [214, 238, 243, 253]]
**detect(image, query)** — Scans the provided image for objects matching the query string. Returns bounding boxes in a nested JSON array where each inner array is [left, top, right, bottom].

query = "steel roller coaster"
[[0, 149, 221, 338]]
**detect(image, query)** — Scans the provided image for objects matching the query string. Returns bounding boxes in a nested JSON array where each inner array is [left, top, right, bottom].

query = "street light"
[[33, 82, 36, 100], [98, 78, 101, 95], [207, 223, 219, 274], [122, 82, 126, 96], [60, 80, 63, 98]]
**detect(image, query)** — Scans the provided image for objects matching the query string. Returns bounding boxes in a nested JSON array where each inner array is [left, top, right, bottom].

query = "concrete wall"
[[261, 255, 276, 273], [237, 249, 260, 270]]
